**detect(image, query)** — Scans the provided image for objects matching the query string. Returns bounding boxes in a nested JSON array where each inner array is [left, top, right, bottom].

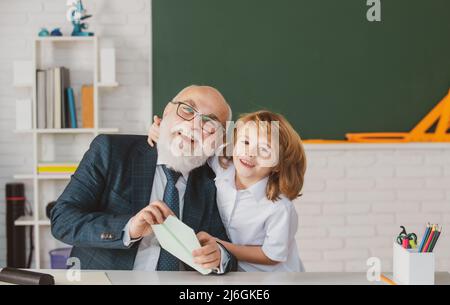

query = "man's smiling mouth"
[[177, 131, 196, 144], [177, 131, 196, 145]]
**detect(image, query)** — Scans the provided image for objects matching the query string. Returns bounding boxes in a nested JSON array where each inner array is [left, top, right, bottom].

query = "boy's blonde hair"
[[235, 111, 307, 201]]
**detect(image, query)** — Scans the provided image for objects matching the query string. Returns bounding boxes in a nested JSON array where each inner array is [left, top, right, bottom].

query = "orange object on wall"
[[346, 90, 450, 143], [304, 90, 450, 144]]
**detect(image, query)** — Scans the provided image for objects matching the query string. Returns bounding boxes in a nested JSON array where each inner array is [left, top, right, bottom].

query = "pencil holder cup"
[[393, 242, 434, 285]]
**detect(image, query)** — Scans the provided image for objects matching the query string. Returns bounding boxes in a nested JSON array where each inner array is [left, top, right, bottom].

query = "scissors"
[[396, 226, 417, 249]]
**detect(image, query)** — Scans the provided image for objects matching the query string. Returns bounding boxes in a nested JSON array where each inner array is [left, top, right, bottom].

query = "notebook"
[[152, 216, 212, 275]]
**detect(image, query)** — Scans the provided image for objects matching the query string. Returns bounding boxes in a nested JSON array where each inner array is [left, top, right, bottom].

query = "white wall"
[[0, 0, 151, 267], [296, 144, 450, 272], [1, 0, 449, 273]]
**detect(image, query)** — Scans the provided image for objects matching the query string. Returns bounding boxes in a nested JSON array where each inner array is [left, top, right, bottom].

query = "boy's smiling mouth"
[[239, 158, 255, 168]]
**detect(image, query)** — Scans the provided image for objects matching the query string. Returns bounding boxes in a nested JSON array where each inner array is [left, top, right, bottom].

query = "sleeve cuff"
[[261, 244, 286, 263], [214, 242, 231, 274], [122, 218, 143, 247]]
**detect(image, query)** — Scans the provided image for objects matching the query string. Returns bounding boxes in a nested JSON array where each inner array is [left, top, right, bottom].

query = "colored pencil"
[[418, 223, 431, 252], [422, 225, 436, 253], [428, 226, 441, 252]]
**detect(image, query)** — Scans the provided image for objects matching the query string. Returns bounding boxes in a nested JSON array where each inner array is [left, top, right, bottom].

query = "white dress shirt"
[[209, 157, 304, 272], [122, 158, 229, 273]]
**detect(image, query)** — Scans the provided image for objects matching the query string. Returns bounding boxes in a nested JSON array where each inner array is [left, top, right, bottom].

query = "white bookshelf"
[[13, 36, 119, 269], [14, 127, 119, 134], [15, 216, 51, 227], [13, 174, 72, 180], [97, 82, 119, 88]]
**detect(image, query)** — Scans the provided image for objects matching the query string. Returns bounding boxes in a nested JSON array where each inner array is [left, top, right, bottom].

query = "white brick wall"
[[0, 0, 151, 267], [296, 145, 450, 272], [1, 1, 449, 274]]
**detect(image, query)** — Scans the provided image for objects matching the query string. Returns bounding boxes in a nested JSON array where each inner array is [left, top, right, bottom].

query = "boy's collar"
[[216, 164, 269, 202]]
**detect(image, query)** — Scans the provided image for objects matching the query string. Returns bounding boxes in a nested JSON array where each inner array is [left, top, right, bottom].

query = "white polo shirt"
[[209, 157, 304, 272]]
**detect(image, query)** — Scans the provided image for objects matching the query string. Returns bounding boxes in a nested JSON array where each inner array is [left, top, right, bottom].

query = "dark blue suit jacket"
[[51, 134, 237, 271]]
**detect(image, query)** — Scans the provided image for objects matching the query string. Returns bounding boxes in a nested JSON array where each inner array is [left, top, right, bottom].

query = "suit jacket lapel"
[[131, 141, 157, 215]]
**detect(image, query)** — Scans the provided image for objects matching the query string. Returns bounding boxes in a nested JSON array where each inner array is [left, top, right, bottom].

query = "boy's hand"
[[147, 115, 162, 147], [218, 156, 232, 169]]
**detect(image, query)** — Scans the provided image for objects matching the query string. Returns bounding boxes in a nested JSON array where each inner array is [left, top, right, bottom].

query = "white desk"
[[23, 270, 450, 285]]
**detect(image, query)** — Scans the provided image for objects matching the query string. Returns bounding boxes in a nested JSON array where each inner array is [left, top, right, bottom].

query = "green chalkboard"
[[152, 0, 450, 140]]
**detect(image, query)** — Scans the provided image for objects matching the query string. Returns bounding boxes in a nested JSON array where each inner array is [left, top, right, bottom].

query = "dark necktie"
[[156, 165, 182, 271]]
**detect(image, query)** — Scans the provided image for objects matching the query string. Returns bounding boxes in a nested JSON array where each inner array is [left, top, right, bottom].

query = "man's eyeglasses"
[[170, 101, 223, 135]]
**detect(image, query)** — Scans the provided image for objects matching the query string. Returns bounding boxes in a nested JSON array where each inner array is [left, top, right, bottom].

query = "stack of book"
[[37, 162, 78, 175], [36, 67, 94, 129]]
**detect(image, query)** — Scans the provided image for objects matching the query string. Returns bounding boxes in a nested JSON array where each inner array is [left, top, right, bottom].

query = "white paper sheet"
[[152, 216, 212, 275]]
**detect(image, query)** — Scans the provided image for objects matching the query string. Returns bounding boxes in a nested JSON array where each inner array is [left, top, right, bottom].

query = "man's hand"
[[128, 200, 175, 239], [192, 231, 221, 269], [147, 115, 161, 147]]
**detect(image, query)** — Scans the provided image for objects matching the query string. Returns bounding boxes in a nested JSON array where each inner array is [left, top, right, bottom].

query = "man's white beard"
[[156, 118, 210, 174]]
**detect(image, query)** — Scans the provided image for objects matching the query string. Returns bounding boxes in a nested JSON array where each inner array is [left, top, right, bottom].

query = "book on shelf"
[[45, 68, 54, 128], [81, 85, 94, 128], [66, 87, 78, 128], [36, 70, 46, 128], [36, 67, 78, 129], [54, 67, 61, 129], [61, 67, 71, 128], [37, 162, 78, 174]]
